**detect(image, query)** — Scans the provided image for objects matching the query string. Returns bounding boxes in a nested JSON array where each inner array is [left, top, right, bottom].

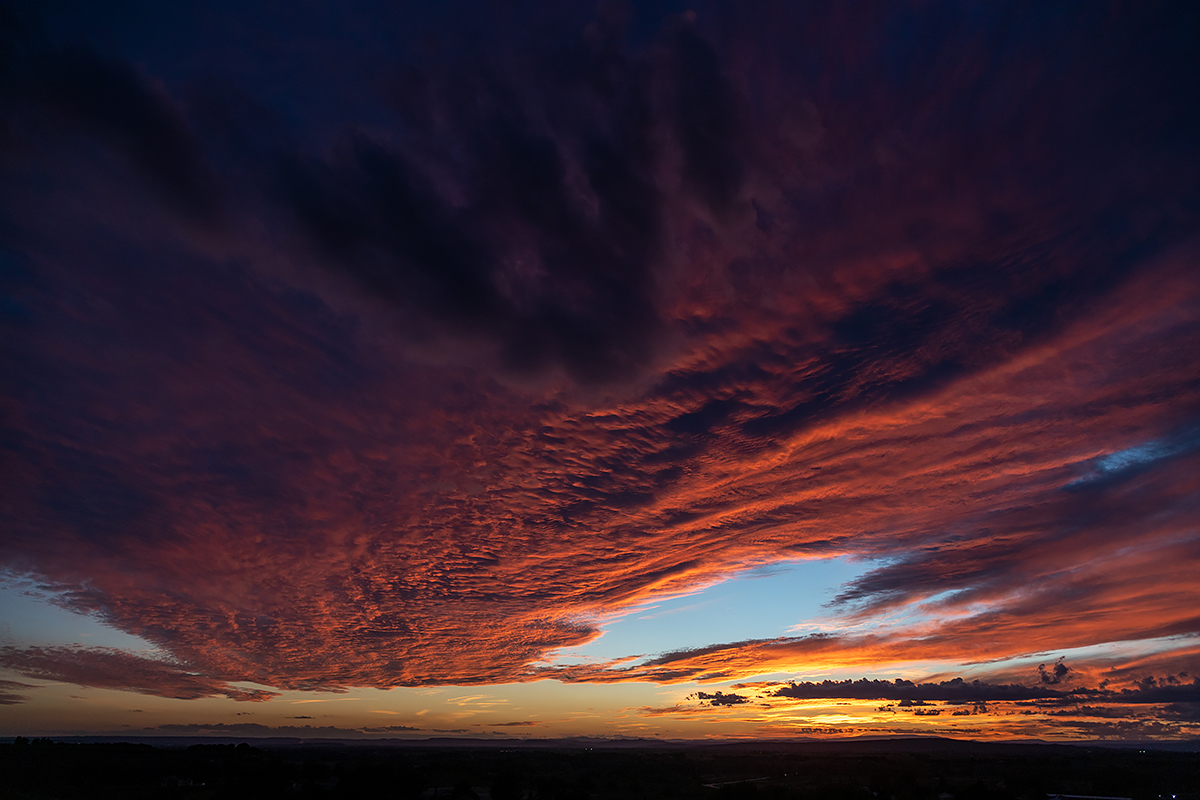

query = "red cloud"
[[0, 2, 1198, 715], [2, 250, 1198, 694], [0, 647, 277, 701]]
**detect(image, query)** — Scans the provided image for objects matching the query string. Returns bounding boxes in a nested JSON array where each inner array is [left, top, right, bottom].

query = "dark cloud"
[[278, 127, 663, 384], [154, 722, 384, 737], [13, 46, 220, 222], [692, 691, 748, 707], [1037, 717, 1193, 740], [666, 18, 742, 217], [771, 673, 1200, 707], [1161, 702, 1200, 722], [270, 12, 731, 385], [775, 677, 1065, 704], [0, 678, 35, 705], [1039, 657, 1071, 686], [362, 725, 424, 733]]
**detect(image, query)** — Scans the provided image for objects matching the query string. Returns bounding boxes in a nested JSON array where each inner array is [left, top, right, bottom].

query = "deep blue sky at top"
[[21, 0, 710, 146]]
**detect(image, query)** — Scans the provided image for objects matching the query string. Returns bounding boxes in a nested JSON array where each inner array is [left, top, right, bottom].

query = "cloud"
[[693, 691, 749, 707], [16, 46, 220, 222], [1039, 657, 1071, 685], [362, 725, 424, 733], [1161, 703, 1200, 722], [0, 0, 1197, 717], [665, 18, 743, 217], [0, 647, 277, 701], [153, 722, 379, 737], [271, 12, 736, 386], [773, 674, 1200, 706], [774, 677, 1063, 704], [636, 704, 717, 718], [0, 678, 36, 705], [1035, 717, 1193, 740], [629, 664, 1200, 733]]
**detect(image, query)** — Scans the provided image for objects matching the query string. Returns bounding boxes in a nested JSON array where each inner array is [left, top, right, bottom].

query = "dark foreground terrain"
[[3, 737, 1198, 800]]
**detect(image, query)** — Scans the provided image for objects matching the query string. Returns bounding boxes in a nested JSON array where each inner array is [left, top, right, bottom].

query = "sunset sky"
[[2, 0, 1200, 743]]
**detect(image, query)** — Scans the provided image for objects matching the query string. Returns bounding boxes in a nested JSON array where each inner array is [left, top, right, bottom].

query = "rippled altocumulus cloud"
[[0, 1, 1199, 705]]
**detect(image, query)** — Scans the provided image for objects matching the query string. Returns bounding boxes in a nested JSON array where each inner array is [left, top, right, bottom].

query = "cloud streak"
[[0, 647, 277, 701], [0, 678, 36, 705], [772, 676, 1200, 706]]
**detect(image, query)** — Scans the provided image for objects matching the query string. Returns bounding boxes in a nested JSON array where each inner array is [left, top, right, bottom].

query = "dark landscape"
[[4, 737, 1199, 800]]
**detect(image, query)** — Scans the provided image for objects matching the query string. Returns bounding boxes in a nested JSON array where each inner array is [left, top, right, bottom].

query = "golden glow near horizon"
[[4, 580, 1199, 741]]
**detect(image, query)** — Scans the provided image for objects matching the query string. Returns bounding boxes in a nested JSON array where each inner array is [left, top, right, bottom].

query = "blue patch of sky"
[[551, 557, 870, 664], [1068, 428, 1200, 490], [0, 574, 158, 653]]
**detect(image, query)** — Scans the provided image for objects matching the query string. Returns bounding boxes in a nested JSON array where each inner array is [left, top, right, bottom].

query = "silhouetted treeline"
[[2, 738, 1199, 800]]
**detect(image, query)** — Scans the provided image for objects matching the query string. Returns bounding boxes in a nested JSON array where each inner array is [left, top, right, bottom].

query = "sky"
[[1, 0, 1200, 743]]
